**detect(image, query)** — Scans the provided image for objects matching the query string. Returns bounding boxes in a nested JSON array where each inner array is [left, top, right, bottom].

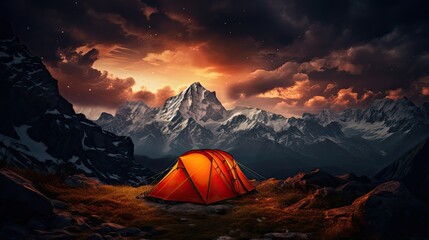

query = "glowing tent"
[[148, 149, 255, 204]]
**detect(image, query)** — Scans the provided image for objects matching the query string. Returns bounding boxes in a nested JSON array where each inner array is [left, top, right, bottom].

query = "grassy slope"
[[18, 170, 326, 240]]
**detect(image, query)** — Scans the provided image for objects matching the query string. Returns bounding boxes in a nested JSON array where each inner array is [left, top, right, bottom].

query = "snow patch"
[[81, 132, 96, 151], [5, 53, 25, 67], [69, 156, 93, 174], [45, 109, 61, 115], [14, 125, 59, 163]]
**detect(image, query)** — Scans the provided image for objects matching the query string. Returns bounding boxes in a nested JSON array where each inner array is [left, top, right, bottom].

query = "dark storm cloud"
[[48, 48, 136, 108], [48, 47, 175, 108], [223, 0, 429, 108], [2, 0, 140, 63], [2, 0, 429, 110], [2, 0, 191, 64]]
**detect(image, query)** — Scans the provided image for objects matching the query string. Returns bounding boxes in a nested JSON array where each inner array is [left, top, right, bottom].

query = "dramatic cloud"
[[324, 83, 337, 93], [133, 86, 176, 107], [259, 78, 320, 100], [48, 48, 175, 110], [48, 48, 135, 108], [385, 88, 405, 100], [304, 96, 328, 108], [3, 0, 429, 116], [228, 62, 301, 99]]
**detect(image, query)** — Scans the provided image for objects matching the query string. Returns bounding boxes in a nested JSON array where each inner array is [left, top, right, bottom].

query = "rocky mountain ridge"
[[0, 24, 149, 184], [97, 82, 429, 176]]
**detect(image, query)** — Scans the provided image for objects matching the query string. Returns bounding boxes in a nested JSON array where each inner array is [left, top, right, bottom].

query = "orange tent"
[[148, 149, 255, 204]]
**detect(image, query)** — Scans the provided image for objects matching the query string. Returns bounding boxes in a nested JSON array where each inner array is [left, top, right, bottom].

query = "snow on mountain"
[[94, 81, 429, 175], [0, 26, 150, 184], [303, 97, 429, 141], [157, 82, 227, 123]]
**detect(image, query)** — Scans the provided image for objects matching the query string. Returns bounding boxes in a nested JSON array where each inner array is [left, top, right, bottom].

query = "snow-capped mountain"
[[157, 82, 227, 123], [0, 25, 149, 184], [96, 82, 429, 176], [303, 97, 429, 158]]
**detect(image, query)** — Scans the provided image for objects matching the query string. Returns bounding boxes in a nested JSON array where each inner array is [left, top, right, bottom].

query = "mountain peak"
[[182, 82, 207, 95], [122, 101, 150, 109], [190, 81, 203, 88], [372, 97, 415, 108], [160, 82, 226, 122]]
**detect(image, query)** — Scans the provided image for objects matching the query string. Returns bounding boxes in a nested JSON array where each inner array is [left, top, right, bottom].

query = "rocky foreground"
[[1, 163, 429, 240]]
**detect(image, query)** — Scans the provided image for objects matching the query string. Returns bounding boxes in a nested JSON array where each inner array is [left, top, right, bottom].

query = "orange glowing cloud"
[[324, 83, 337, 93], [422, 87, 429, 96], [331, 87, 359, 106], [258, 77, 320, 100], [304, 96, 328, 108], [385, 88, 404, 100]]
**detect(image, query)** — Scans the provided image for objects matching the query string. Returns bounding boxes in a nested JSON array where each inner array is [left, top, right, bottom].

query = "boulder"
[[99, 222, 143, 237], [0, 224, 28, 240], [64, 174, 101, 188], [375, 138, 429, 203], [287, 179, 373, 211], [282, 169, 345, 190], [325, 181, 429, 239], [0, 169, 54, 219], [287, 186, 352, 211], [334, 180, 372, 201], [264, 231, 308, 239], [337, 173, 371, 184]]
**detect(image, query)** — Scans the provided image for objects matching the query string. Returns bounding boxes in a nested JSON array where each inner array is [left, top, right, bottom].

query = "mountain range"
[[96, 82, 429, 177], [2, 23, 429, 181]]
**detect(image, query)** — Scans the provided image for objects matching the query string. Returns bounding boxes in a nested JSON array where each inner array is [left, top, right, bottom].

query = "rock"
[[0, 224, 28, 240], [74, 216, 90, 230], [283, 169, 345, 190], [216, 236, 233, 240], [87, 214, 104, 225], [118, 227, 142, 236], [26, 219, 46, 229], [337, 173, 371, 184], [264, 232, 308, 239], [33, 229, 76, 239], [287, 179, 373, 211], [64, 174, 101, 188], [87, 233, 104, 240], [0, 30, 149, 185], [325, 181, 429, 239], [256, 178, 283, 192], [51, 212, 74, 228], [228, 229, 240, 236], [0, 169, 54, 218], [146, 202, 233, 215], [374, 138, 429, 203], [99, 222, 142, 236], [52, 200, 68, 210], [335, 181, 371, 195], [334, 181, 372, 202], [286, 187, 338, 211], [103, 235, 114, 240], [99, 222, 126, 233]]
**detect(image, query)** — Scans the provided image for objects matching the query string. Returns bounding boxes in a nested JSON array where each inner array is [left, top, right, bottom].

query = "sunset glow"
[[5, 0, 429, 119]]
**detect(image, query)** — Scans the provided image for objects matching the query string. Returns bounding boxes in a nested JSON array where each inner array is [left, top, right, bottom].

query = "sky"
[[3, 0, 429, 119]]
